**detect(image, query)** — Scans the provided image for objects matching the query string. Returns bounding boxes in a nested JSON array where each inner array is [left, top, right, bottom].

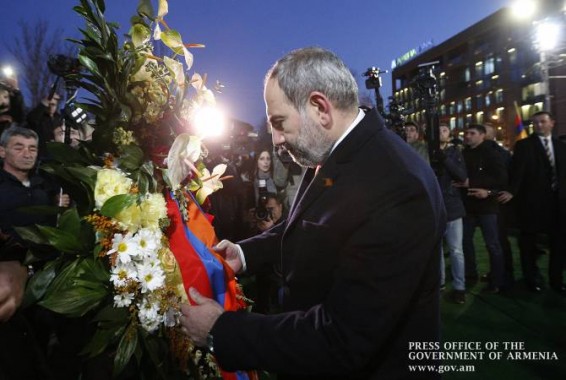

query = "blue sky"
[[0, 0, 510, 127]]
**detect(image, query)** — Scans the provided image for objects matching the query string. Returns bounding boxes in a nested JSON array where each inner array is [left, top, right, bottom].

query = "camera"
[[254, 179, 272, 221], [363, 67, 387, 90], [48, 55, 82, 79]]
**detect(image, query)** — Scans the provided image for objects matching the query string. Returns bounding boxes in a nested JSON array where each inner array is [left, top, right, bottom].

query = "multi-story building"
[[391, 1, 566, 147]]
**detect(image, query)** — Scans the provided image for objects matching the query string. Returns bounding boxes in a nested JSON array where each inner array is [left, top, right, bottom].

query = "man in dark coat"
[[179, 47, 446, 379], [460, 124, 508, 292], [500, 111, 566, 294]]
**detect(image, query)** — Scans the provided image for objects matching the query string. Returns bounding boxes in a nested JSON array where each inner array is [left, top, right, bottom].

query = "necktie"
[[543, 137, 558, 191]]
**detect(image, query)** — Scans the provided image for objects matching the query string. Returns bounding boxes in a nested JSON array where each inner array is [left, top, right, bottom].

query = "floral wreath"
[[17, 1, 254, 379]]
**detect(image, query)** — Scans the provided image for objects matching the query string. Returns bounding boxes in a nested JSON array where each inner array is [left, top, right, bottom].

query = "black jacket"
[[462, 141, 507, 215], [0, 168, 58, 260], [509, 134, 566, 232], [438, 144, 467, 221], [211, 110, 445, 380]]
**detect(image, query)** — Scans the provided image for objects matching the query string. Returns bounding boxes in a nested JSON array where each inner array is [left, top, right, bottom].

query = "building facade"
[[391, 2, 566, 147]]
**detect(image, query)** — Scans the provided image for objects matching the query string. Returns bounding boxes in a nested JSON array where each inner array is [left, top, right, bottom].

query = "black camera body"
[[48, 54, 82, 79], [254, 179, 272, 221]]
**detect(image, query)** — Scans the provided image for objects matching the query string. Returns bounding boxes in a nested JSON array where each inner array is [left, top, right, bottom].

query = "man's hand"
[[179, 287, 224, 346], [56, 193, 71, 208], [213, 240, 243, 274], [0, 261, 28, 322], [467, 188, 490, 199], [257, 218, 275, 232], [497, 191, 514, 204]]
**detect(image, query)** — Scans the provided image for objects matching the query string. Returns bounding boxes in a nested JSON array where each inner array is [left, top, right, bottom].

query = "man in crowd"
[[27, 93, 64, 160], [459, 124, 507, 293], [179, 47, 446, 379], [499, 111, 566, 294], [405, 120, 429, 162], [0, 76, 26, 135], [438, 124, 468, 304], [0, 126, 70, 378]]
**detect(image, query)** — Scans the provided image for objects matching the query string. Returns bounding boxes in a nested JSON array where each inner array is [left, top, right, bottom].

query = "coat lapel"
[[282, 109, 383, 234]]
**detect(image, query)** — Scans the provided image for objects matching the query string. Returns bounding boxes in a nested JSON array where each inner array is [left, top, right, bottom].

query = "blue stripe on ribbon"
[[172, 192, 227, 306], [236, 371, 250, 380]]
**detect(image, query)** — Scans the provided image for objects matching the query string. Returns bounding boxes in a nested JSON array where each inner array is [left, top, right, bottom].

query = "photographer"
[[254, 192, 286, 233], [242, 148, 279, 235]]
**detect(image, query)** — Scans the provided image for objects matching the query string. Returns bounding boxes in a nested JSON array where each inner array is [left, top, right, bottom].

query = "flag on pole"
[[514, 101, 528, 140]]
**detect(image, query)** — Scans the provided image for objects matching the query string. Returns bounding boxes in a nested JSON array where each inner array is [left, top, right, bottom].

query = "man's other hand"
[[213, 240, 243, 274], [0, 261, 27, 322]]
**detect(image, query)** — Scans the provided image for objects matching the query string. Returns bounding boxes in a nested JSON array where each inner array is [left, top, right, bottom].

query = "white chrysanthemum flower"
[[113, 292, 135, 308], [108, 233, 140, 264], [137, 261, 166, 293], [138, 298, 163, 332], [94, 168, 133, 209], [110, 262, 138, 287], [134, 228, 162, 257]]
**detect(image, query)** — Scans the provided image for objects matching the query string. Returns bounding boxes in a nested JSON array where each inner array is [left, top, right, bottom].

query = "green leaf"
[[45, 142, 92, 165], [100, 194, 138, 218], [137, 0, 154, 18], [36, 225, 83, 253], [21, 259, 61, 308], [82, 322, 127, 358], [78, 54, 102, 77], [161, 30, 184, 53], [58, 207, 81, 236], [119, 144, 145, 171], [39, 283, 107, 317], [13, 225, 50, 245], [66, 166, 98, 190], [114, 323, 139, 376], [130, 23, 151, 47], [39, 258, 109, 317], [93, 304, 130, 323]]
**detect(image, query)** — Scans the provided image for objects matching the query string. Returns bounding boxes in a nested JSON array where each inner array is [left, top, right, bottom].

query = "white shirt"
[[330, 109, 366, 154]]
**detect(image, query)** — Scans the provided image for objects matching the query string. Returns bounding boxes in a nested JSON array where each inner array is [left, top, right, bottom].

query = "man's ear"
[[0, 146, 5, 159], [308, 91, 332, 129]]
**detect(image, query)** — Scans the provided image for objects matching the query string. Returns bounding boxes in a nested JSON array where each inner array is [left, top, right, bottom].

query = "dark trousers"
[[463, 214, 505, 288], [518, 230, 564, 288]]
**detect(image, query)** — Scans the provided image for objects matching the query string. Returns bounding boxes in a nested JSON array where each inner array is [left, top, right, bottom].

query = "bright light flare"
[[536, 21, 561, 51], [511, 0, 537, 20], [192, 105, 227, 139], [2, 66, 14, 78]]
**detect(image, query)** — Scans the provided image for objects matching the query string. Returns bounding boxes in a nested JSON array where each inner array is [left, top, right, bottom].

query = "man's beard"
[[285, 113, 334, 168]]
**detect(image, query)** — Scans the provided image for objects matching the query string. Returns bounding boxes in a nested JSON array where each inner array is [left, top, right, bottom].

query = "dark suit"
[[509, 134, 566, 288], [212, 110, 446, 379]]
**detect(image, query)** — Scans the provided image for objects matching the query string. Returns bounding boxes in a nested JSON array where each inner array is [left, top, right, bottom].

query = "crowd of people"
[[404, 113, 566, 304], [1, 46, 565, 379]]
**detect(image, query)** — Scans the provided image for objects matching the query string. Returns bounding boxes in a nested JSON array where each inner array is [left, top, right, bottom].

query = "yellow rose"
[[94, 169, 133, 209]]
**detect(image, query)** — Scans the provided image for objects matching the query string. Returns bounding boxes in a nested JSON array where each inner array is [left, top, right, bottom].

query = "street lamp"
[[535, 19, 562, 112], [511, 0, 538, 20]]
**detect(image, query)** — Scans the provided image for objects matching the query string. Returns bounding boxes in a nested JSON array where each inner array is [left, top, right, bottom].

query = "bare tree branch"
[[6, 19, 75, 107]]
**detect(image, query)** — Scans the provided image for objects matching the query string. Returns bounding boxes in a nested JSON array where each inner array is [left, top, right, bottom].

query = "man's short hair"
[[0, 125, 38, 147], [466, 124, 486, 134], [265, 47, 359, 112], [532, 111, 554, 120], [265, 192, 282, 205]]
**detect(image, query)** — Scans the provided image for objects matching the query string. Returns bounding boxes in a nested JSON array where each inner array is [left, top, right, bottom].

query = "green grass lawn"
[[441, 234, 566, 379]]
